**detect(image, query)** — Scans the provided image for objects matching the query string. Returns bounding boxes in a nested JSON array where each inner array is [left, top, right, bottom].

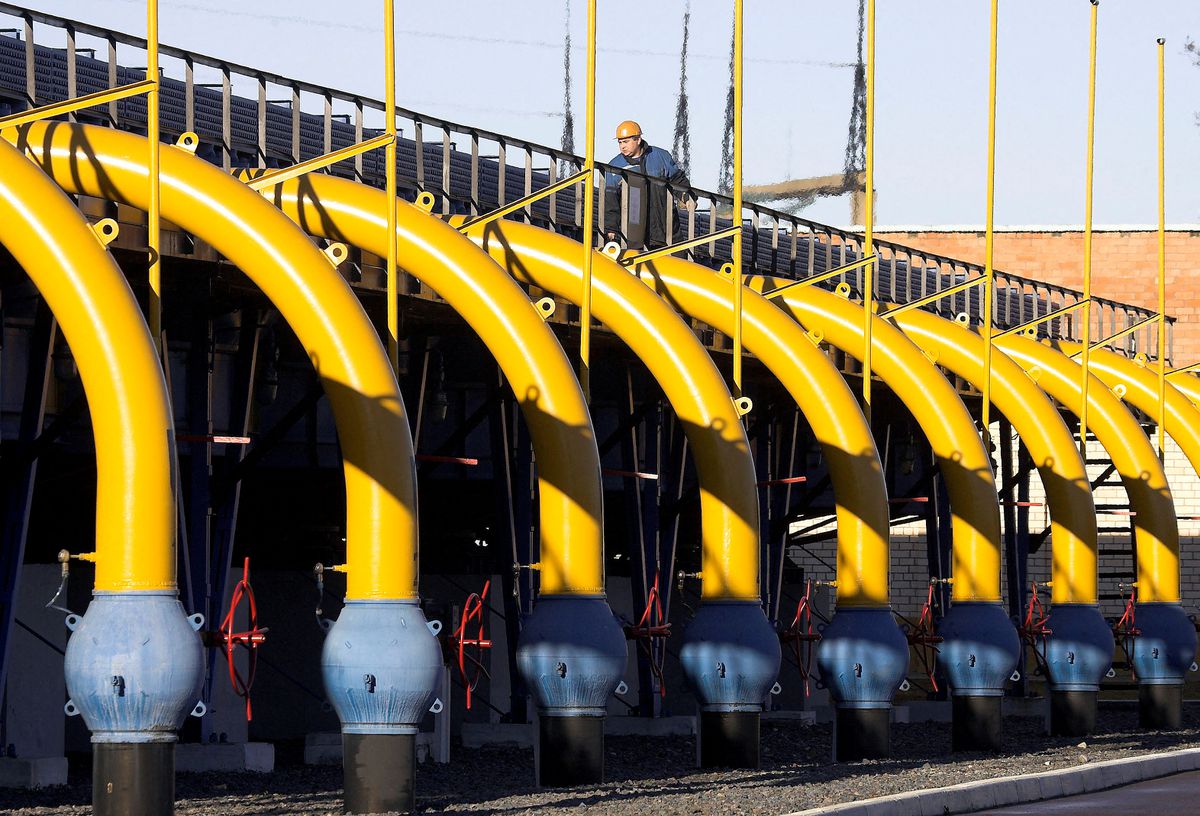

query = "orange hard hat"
[[615, 120, 642, 140]]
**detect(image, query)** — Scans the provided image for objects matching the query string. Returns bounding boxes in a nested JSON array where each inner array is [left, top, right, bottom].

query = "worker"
[[604, 120, 692, 251]]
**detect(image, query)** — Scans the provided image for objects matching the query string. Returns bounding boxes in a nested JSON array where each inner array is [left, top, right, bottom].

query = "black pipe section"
[[343, 733, 415, 815], [93, 743, 174, 816], [833, 708, 890, 761], [699, 711, 760, 769], [1050, 690, 1097, 737], [951, 696, 1002, 752], [1140, 685, 1183, 730], [537, 716, 604, 786]]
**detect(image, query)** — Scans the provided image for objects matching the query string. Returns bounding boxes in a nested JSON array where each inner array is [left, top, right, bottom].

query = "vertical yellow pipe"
[[147, 0, 161, 353], [1079, 0, 1098, 460], [1157, 37, 1167, 461], [861, 0, 875, 424], [384, 0, 399, 371], [731, 0, 744, 397], [579, 0, 597, 401], [980, 0, 999, 445]]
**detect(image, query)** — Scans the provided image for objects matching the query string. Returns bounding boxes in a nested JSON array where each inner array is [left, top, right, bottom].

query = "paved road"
[[975, 770, 1200, 814]]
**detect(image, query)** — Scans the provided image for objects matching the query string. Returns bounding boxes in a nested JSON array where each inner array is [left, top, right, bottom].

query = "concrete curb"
[[783, 747, 1200, 816]]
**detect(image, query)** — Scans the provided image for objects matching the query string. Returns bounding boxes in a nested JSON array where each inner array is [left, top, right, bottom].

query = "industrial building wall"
[[874, 227, 1200, 363]]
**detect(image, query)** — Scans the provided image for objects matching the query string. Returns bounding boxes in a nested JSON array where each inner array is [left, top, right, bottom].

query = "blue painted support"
[[681, 601, 781, 769], [1042, 604, 1113, 692], [938, 600, 1021, 751], [816, 605, 909, 760], [1129, 602, 1198, 729], [517, 595, 626, 785], [63, 591, 206, 741], [320, 599, 443, 735]]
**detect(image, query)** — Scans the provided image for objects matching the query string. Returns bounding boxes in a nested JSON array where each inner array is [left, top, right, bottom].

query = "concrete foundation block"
[[176, 742, 274, 773], [0, 756, 68, 789]]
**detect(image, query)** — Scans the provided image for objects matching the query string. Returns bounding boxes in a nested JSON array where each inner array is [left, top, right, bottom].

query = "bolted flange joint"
[[321, 600, 443, 735], [679, 601, 781, 712], [815, 606, 909, 709], [937, 601, 1020, 697], [516, 596, 627, 718], [1040, 603, 1113, 692], [63, 591, 205, 743]]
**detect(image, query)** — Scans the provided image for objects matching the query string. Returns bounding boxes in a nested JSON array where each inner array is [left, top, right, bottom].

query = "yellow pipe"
[[147, 0, 161, 352], [1061, 344, 1200, 494], [579, 0, 597, 400], [1172, 373, 1200, 407], [384, 0, 399, 372], [1078, 0, 1099, 461], [994, 335, 1179, 603], [6, 121, 418, 601], [892, 311, 1097, 606], [732, 0, 744, 396], [980, 0, 999, 443], [247, 171, 605, 596], [456, 218, 760, 602], [748, 277, 1002, 603], [640, 256, 890, 607], [1157, 37, 1167, 460], [0, 139, 174, 591], [862, 0, 876, 423]]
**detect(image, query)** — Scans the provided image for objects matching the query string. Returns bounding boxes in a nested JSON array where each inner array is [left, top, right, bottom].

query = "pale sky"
[[15, 1, 1200, 226]]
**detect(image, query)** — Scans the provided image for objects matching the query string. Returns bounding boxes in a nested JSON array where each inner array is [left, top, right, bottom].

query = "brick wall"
[[873, 228, 1200, 365]]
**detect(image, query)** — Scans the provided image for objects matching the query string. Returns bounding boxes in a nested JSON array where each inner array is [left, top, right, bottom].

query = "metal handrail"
[[0, 1, 1166, 352]]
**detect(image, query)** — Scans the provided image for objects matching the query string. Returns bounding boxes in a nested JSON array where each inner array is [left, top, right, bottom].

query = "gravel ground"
[[5, 706, 1199, 816]]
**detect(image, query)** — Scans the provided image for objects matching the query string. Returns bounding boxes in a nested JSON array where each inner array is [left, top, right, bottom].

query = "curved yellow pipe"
[[892, 311, 1097, 606], [246, 172, 604, 596], [5, 121, 417, 601], [638, 257, 890, 607], [994, 335, 1178, 603], [746, 278, 1002, 603], [0, 140, 174, 592], [1061, 344, 1200, 484], [454, 218, 760, 602], [1170, 373, 1200, 408]]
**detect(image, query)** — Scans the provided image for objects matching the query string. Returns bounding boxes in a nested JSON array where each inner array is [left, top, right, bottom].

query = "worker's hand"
[[682, 197, 697, 212]]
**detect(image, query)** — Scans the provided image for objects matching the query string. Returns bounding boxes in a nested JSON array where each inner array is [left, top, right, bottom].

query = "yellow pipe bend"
[[455, 218, 760, 602], [247, 172, 604, 596], [1060, 344, 1200, 483], [638, 257, 890, 607], [5, 121, 418, 601], [994, 335, 1179, 603], [1170, 373, 1200, 408], [0, 140, 174, 592], [746, 278, 1002, 603], [891, 311, 1097, 606]]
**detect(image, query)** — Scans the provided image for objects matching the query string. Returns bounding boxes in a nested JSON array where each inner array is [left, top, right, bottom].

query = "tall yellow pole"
[[861, 0, 875, 423], [384, 0, 399, 371], [147, 0, 161, 353], [731, 0, 744, 397], [980, 0, 999, 446], [1157, 37, 1167, 461], [1078, 0, 1098, 460], [579, 0, 597, 401]]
